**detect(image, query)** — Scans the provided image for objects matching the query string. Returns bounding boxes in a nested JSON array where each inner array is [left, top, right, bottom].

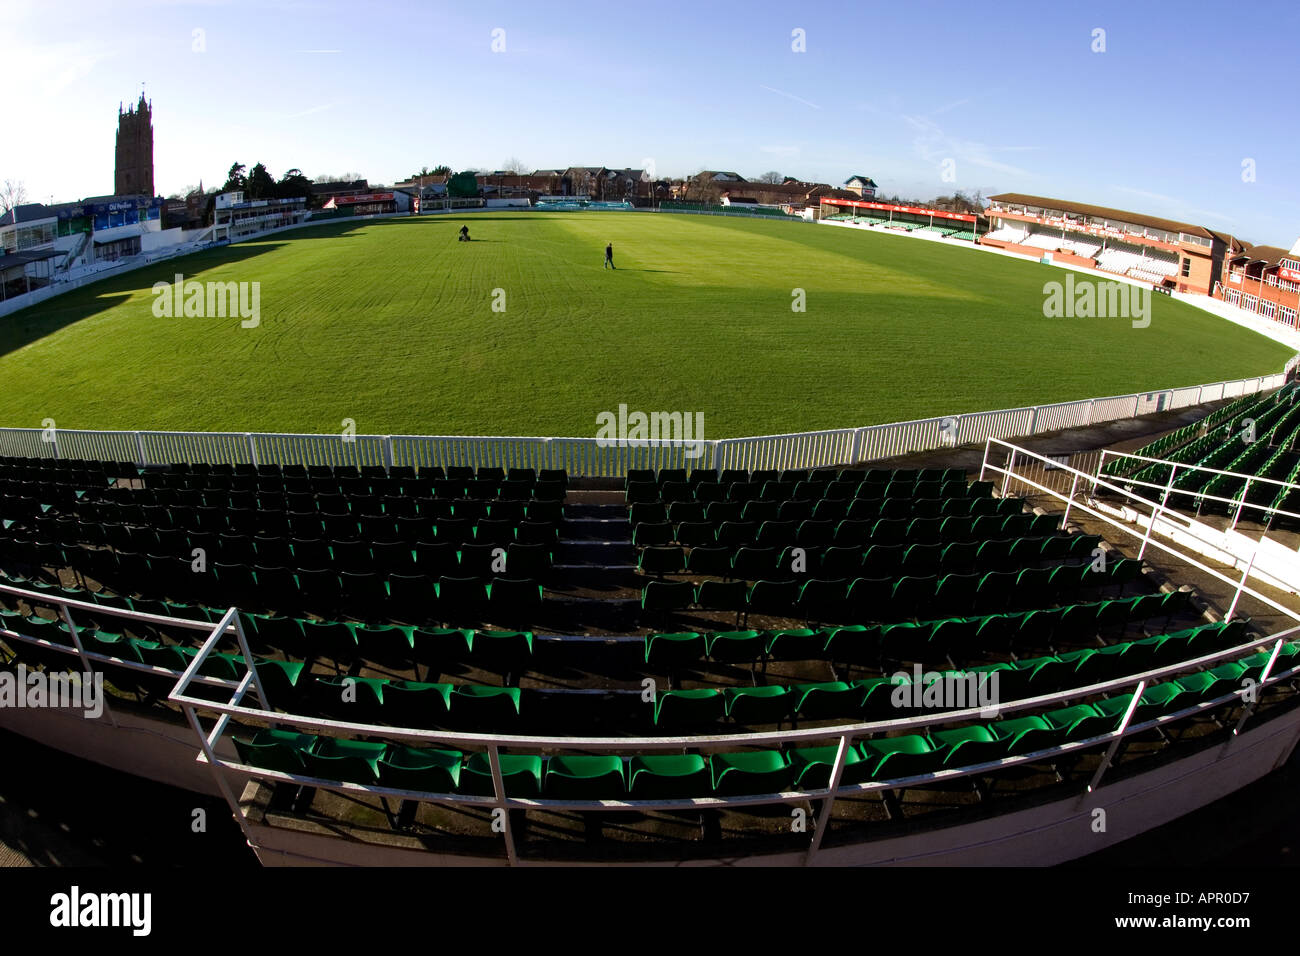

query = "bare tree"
[[1, 179, 28, 219], [757, 171, 783, 184], [502, 157, 527, 175]]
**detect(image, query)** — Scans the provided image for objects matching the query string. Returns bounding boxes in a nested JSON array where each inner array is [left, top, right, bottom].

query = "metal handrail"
[[981, 438, 1300, 624]]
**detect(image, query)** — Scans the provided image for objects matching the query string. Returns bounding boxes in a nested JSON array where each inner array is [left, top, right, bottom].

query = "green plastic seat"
[[232, 728, 317, 774], [451, 684, 521, 725], [823, 625, 878, 666], [641, 580, 695, 613], [310, 674, 386, 719], [989, 714, 1055, 756], [764, 628, 822, 661], [470, 629, 534, 672], [1174, 670, 1225, 704], [1042, 703, 1111, 742], [377, 745, 462, 793], [382, 680, 453, 728], [789, 743, 869, 789], [544, 755, 626, 799], [710, 750, 793, 796], [724, 685, 792, 724], [644, 631, 706, 667], [628, 754, 711, 799], [856, 676, 907, 718], [459, 753, 544, 797], [301, 737, 386, 784], [706, 629, 764, 663], [793, 681, 856, 720], [653, 688, 724, 727], [929, 724, 1004, 767], [860, 734, 938, 779], [251, 658, 306, 708], [638, 546, 685, 576]]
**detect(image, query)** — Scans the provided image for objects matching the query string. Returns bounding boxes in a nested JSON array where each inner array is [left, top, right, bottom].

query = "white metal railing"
[[2, 372, 1286, 477], [1095, 448, 1300, 530], [982, 437, 1300, 621], [0, 574, 1294, 864], [163, 598, 1295, 865]]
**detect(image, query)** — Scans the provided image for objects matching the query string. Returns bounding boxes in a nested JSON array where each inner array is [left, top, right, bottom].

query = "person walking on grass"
[[604, 242, 616, 269]]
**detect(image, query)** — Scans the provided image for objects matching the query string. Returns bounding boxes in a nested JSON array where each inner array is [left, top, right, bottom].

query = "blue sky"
[[4, 0, 1297, 245]]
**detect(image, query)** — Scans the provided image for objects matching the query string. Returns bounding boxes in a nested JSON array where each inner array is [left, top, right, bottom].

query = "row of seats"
[[633, 513, 1065, 550], [626, 466, 963, 486], [37, 509, 563, 545], [56, 502, 563, 545], [629, 494, 1016, 528], [232, 648, 1292, 799], [643, 591, 1194, 667], [640, 558, 1143, 622], [7, 549, 546, 623], [14, 611, 1263, 736], [626, 478, 992, 505], [128, 477, 566, 502], [637, 534, 1099, 580], [142, 463, 566, 484]]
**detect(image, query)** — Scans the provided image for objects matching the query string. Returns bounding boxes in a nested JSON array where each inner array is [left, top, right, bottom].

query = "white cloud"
[[903, 114, 1038, 178], [759, 85, 822, 111]]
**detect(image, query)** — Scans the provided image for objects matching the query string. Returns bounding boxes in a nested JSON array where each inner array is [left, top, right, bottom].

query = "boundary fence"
[[2, 372, 1284, 476]]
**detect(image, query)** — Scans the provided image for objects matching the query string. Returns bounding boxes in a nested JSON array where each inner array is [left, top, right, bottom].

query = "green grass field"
[[1, 212, 1291, 438]]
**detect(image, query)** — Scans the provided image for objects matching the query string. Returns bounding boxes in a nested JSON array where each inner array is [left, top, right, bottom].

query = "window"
[[1181, 257, 1191, 277]]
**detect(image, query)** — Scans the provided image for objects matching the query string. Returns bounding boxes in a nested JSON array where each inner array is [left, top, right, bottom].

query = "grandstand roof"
[[1233, 244, 1294, 267], [0, 249, 62, 271], [0, 203, 55, 226], [988, 193, 1215, 240]]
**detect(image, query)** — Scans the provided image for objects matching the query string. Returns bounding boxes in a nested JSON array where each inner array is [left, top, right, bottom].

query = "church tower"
[[114, 93, 154, 197]]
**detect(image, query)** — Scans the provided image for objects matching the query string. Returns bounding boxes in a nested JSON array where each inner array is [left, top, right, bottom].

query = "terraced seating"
[[3, 453, 1296, 853], [225, 636, 1300, 797], [1100, 384, 1300, 524]]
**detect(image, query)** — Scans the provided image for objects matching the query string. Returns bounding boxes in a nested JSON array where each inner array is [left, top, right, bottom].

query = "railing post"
[[1234, 639, 1283, 736], [805, 734, 852, 864], [487, 745, 519, 865], [1001, 448, 1017, 498], [1087, 680, 1146, 793], [1225, 538, 1262, 622], [231, 610, 268, 709], [979, 439, 991, 483], [59, 603, 117, 728], [1137, 463, 1177, 561], [1061, 471, 1080, 529], [384, 435, 395, 470], [246, 433, 258, 467], [134, 430, 147, 467], [1230, 478, 1251, 530]]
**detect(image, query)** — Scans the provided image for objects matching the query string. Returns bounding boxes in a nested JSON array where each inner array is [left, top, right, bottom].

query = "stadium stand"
[[1, 449, 1294, 861], [1103, 383, 1300, 520]]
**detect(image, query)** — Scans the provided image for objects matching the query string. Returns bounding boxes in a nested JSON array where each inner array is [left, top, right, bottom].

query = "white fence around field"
[[3, 371, 1286, 476]]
